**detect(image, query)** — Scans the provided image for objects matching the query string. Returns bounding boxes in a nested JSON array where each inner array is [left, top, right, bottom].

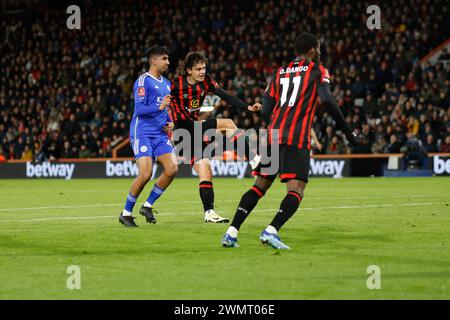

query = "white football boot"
[[204, 209, 229, 223], [249, 154, 261, 170]]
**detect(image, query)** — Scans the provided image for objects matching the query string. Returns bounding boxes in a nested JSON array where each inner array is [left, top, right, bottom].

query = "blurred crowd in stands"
[[0, 0, 449, 164]]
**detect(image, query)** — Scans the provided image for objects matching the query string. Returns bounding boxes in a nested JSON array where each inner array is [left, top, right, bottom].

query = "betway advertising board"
[[433, 156, 450, 176], [0, 159, 350, 179]]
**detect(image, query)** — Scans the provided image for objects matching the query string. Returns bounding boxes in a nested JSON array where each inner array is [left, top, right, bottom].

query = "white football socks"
[[122, 209, 132, 217], [226, 226, 238, 238], [265, 225, 278, 235], [143, 201, 153, 208]]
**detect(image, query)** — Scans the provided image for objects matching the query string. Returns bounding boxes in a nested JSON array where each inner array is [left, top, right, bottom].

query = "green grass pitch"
[[0, 177, 449, 299]]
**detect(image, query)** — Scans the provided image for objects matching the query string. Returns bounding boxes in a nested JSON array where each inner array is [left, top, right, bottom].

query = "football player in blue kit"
[[119, 46, 178, 227]]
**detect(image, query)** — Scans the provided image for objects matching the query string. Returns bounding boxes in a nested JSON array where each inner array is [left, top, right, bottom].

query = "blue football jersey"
[[130, 72, 172, 140]]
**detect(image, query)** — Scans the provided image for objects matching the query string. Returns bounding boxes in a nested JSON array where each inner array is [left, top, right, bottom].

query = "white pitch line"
[[0, 195, 448, 212], [0, 203, 123, 212], [0, 202, 445, 223], [300, 202, 441, 210], [7, 215, 117, 222]]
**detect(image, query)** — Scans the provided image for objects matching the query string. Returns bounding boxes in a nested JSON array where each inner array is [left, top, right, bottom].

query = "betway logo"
[[192, 160, 248, 179], [26, 162, 75, 180], [309, 159, 345, 178], [201, 95, 220, 108], [434, 156, 450, 175], [106, 161, 139, 177]]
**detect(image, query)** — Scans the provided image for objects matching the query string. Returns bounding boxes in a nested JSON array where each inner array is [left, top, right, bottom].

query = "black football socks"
[[269, 191, 302, 231], [199, 181, 214, 211], [230, 185, 266, 230]]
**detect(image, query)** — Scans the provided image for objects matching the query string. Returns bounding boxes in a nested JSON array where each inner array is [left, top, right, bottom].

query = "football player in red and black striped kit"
[[222, 33, 358, 249], [169, 51, 262, 223]]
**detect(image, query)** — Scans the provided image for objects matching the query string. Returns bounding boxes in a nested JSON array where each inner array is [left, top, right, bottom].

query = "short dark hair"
[[295, 33, 319, 55], [177, 51, 208, 76], [145, 46, 169, 62]]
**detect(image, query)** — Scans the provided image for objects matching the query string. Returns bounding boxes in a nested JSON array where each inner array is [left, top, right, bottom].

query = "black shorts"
[[252, 144, 310, 183], [174, 119, 218, 165]]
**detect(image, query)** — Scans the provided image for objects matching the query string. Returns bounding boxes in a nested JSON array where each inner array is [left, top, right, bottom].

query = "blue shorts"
[[131, 136, 174, 161]]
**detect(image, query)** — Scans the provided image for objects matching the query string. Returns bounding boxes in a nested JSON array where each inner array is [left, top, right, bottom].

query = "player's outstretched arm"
[[261, 95, 276, 126], [317, 83, 357, 145], [214, 88, 261, 112]]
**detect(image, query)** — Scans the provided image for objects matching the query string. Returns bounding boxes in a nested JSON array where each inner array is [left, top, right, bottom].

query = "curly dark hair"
[[177, 51, 208, 76]]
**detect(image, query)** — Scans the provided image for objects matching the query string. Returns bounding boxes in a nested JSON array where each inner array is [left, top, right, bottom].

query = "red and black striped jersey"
[[265, 59, 330, 150], [169, 74, 219, 123]]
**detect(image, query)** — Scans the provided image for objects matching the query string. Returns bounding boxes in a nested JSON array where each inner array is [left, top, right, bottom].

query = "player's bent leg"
[[140, 153, 177, 224], [193, 159, 229, 223], [254, 175, 275, 192], [286, 178, 306, 195], [260, 179, 306, 250], [218, 119, 260, 169], [132, 156, 154, 195], [119, 156, 153, 227], [216, 118, 237, 133], [140, 137, 178, 224], [154, 152, 178, 189], [193, 158, 213, 182], [230, 176, 272, 230], [222, 176, 273, 248]]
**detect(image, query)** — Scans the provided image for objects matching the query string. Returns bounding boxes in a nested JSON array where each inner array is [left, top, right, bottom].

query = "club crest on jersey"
[[138, 87, 145, 97], [140, 145, 148, 153], [190, 99, 200, 109]]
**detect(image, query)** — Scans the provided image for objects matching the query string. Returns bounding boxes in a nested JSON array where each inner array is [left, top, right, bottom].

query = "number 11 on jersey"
[[280, 76, 302, 107]]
